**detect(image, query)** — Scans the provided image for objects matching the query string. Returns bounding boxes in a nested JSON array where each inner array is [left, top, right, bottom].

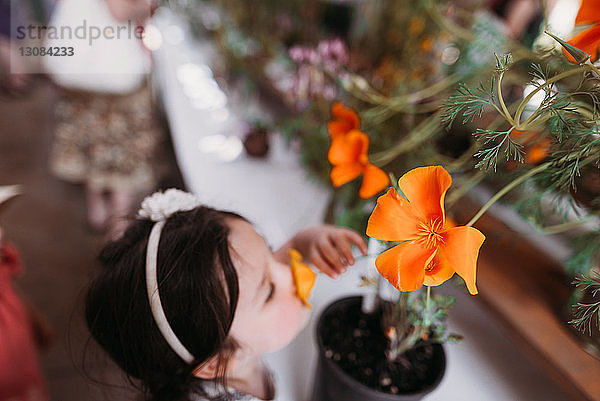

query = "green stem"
[[532, 213, 600, 235], [585, 59, 600, 77], [398, 291, 408, 329], [395, 326, 421, 356], [387, 73, 463, 108], [336, 70, 461, 111], [424, 286, 432, 328], [370, 112, 441, 166], [465, 162, 551, 228], [446, 171, 487, 206], [520, 112, 554, 131], [514, 66, 593, 127], [521, 92, 598, 129], [496, 69, 515, 125], [520, 105, 549, 129]]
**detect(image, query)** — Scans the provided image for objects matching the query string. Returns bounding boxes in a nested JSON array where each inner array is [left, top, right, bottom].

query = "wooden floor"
[[0, 78, 180, 401]]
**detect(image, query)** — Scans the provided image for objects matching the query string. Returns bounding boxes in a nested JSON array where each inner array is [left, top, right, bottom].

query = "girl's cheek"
[[279, 293, 309, 333], [259, 295, 308, 353], [257, 262, 310, 352]]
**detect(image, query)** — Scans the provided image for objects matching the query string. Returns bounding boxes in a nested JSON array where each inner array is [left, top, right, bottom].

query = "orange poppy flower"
[[575, 0, 600, 25], [366, 166, 485, 295], [564, 0, 600, 62], [289, 249, 316, 308], [510, 130, 550, 164], [328, 129, 390, 198], [328, 102, 360, 140], [526, 142, 550, 163], [327, 102, 389, 198]]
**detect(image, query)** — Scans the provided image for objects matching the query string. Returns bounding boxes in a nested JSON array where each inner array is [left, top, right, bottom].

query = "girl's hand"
[[276, 225, 368, 279]]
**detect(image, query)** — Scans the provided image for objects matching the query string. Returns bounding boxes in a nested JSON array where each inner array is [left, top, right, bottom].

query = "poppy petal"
[[575, 0, 600, 25], [330, 163, 363, 187], [328, 121, 351, 140], [423, 251, 455, 287], [397, 166, 452, 224], [509, 130, 550, 164], [526, 139, 550, 164], [359, 164, 390, 199], [289, 249, 316, 308], [328, 130, 369, 165], [439, 226, 485, 295], [566, 24, 600, 62], [331, 102, 360, 130], [374, 241, 430, 292], [443, 217, 457, 230], [509, 129, 535, 142], [366, 187, 420, 241]]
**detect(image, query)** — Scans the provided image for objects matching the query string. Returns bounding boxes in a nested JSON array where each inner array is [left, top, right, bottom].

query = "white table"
[[152, 9, 570, 401], [151, 8, 330, 250]]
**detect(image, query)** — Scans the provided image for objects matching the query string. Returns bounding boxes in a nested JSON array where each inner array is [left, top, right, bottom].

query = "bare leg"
[[86, 185, 109, 232], [0, 38, 30, 96], [107, 189, 134, 240]]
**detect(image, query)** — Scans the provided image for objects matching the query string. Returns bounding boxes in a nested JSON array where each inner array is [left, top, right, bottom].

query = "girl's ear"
[[193, 355, 236, 379], [193, 357, 219, 379]]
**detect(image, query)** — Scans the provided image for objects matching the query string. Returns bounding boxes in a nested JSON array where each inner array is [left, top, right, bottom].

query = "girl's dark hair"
[[85, 206, 242, 401]]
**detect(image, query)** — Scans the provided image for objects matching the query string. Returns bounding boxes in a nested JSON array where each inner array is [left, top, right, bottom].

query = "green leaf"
[[442, 82, 495, 126], [473, 129, 524, 171]]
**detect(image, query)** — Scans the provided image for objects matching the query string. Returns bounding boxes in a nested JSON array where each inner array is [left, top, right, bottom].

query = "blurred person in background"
[[0, 0, 35, 95], [490, 0, 544, 43], [0, 186, 51, 401], [45, 0, 161, 240]]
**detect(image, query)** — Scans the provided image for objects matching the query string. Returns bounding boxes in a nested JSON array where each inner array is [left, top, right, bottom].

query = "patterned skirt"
[[50, 81, 162, 192]]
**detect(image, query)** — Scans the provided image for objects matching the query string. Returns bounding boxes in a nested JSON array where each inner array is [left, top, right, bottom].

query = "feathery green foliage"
[[569, 271, 600, 336]]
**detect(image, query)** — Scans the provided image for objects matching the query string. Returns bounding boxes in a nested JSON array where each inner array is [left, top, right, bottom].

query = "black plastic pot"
[[312, 296, 446, 401]]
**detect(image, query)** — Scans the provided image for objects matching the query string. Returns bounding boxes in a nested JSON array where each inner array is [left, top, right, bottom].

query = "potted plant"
[[312, 165, 484, 400], [311, 25, 600, 396]]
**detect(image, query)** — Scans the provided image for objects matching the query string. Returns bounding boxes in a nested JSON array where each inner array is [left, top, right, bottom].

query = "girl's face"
[[226, 218, 310, 356]]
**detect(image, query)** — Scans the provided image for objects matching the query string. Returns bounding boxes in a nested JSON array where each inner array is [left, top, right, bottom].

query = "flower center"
[[416, 218, 444, 249], [424, 250, 440, 273]]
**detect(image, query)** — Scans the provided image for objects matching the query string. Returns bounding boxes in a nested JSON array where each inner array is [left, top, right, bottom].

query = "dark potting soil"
[[319, 298, 441, 395]]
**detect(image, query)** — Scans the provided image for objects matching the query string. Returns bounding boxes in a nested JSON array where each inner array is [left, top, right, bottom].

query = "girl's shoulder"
[[189, 381, 266, 401]]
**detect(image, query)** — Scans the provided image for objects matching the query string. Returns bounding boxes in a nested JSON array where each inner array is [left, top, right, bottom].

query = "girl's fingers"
[[345, 230, 368, 255], [330, 235, 355, 266], [310, 251, 339, 279], [317, 241, 346, 273]]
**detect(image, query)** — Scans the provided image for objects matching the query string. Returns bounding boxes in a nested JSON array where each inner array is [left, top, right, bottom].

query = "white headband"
[[138, 189, 202, 364]]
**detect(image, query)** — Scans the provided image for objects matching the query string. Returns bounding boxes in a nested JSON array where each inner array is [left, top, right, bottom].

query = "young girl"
[[85, 189, 367, 401], [46, 0, 160, 239]]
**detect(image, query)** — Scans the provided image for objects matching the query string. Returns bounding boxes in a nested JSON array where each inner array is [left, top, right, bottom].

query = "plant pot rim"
[[314, 295, 446, 399]]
